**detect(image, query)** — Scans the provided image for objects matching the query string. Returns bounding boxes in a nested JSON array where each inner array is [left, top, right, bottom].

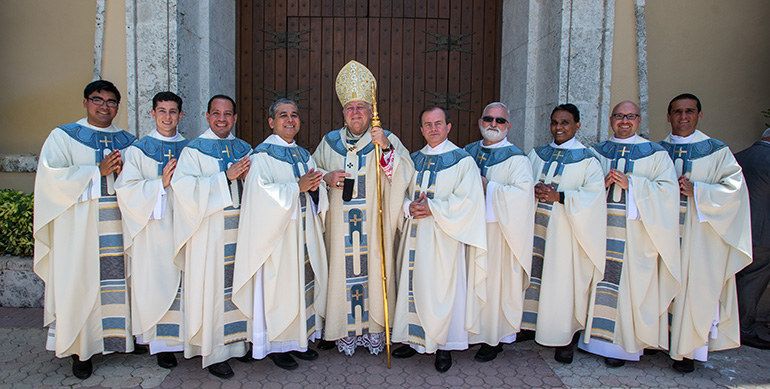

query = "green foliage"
[[763, 108, 770, 127], [0, 190, 34, 257]]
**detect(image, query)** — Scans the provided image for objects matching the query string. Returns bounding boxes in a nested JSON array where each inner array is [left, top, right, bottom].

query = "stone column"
[[126, 0, 236, 139], [501, 0, 615, 151]]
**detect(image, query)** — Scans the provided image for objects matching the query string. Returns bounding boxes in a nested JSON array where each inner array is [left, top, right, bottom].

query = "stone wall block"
[[0, 257, 44, 308], [0, 155, 38, 173]]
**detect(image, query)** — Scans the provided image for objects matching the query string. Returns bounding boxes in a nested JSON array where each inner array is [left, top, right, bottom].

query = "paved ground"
[[1, 307, 770, 388]]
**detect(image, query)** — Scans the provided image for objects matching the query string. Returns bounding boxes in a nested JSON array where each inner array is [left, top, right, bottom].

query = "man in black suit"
[[735, 128, 770, 349]]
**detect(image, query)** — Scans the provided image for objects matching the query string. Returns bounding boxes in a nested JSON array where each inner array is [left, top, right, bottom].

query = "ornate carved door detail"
[[237, 0, 502, 151]]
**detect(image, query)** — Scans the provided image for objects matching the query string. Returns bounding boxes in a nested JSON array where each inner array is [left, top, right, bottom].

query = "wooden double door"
[[237, 0, 502, 152]]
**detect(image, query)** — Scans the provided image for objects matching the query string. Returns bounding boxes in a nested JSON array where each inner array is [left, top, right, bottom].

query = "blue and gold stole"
[[402, 147, 470, 346], [659, 138, 726, 237], [323, 129, 393, 338], [586, 140, 663, 342], [464, 141, 526, 177], [187, 136, 252, 344], [131, 136, 189, 176], [253, 142, 319, 337], [131, 135, 189, 343], [521, 145, 597, 331], [60, 122, 136, 351]]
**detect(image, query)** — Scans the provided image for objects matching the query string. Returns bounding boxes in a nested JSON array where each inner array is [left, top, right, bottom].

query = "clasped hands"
[[409, 192, 432, 219], [534, 182, 560, 202]]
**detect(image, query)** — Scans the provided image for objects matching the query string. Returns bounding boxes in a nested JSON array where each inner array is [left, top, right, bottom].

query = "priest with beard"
[[463, 102, 535, 362]]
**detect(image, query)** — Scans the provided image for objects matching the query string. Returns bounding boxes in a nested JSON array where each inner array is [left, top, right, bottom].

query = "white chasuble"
[[115, 132, 188, 352], [392, 141, 487, 354], [34, 118, 136, 359], [312, 128, 414, 354], [660, 130, 752, 361], [522, 140, 606, 347], [171, 129, 251, 367], [579, 137, 680, 359], [232, 135, 329, 359], [464, 140, 535, 346]]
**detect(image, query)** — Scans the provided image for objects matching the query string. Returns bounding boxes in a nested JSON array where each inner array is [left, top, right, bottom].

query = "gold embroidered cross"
[[222, 144, 232, 158], [674, 148, 687, 158], [164, 149, 175, 161], [349, 214, 363, 227], [351, 289, 364, 300], [99, 136, 113, 149]]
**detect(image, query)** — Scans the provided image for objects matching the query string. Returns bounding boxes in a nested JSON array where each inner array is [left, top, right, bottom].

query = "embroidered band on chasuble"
[[187, 137, 251, 344], [58, 122, 137, 351], [464, 141, 526, 177], [402, 149, 469, 345], [583, 141, 661, 342], [521, 145, 597, 331], [659, 138, 727, 234], [253, 142, 319, 335], [131, 136, 190, 176]]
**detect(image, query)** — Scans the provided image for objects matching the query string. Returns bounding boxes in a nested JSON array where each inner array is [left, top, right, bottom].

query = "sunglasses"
[[482, 116, 508, 124]]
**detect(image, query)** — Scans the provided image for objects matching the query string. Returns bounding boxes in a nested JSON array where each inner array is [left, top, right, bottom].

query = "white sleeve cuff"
[[151, 181, 167, 220], [78, 168, 102, 202], [693, 182, 707, 222], [485, 181, 498, 223], [625, 180, 640, 220], [403, 200, 414, 219]]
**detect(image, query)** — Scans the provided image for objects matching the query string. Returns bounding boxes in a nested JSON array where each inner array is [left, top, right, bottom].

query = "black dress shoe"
[[672, 358, 694, 373], [515, 330, 536, 343], [132, 342, 149, 355], [156, 352, 178, 369], [269, 352, 298, 370], [237, 345, 255, 363], [391, 345, 417, 359], [474, 344, 503, 362], [435, 350, 452, 372], [643, 348, 660, 355], [208, 361, 234, 379], [554, 344, 574, 364], [604, 357, 626, 368], [317, 340, 336, 350], [290, 348, 319, 361], [741, 333, 770, 350], [71, 355, 93, 379]]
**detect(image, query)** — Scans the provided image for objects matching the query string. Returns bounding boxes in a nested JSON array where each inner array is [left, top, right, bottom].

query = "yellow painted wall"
[[0, 0, 127, 192], [646, 0, 770, 151], [609, 0, 640, 120]]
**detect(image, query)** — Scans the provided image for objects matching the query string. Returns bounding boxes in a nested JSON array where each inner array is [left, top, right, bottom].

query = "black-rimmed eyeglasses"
[[611, 113, 640, 120], [88, 97, 119, 108]]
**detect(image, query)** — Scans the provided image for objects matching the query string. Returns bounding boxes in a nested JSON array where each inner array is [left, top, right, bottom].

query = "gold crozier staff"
[[370, 81, 392, 368]]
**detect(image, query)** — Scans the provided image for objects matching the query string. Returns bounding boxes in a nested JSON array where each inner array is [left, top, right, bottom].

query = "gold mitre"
[[335, 60, 376, 107]]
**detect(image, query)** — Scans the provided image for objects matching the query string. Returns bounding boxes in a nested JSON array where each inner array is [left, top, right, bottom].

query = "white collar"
[[150, 129, 183, 141], [76, 117, 121, 133], [481, 138, 511, 149], [669, 131, 697, 144], [425, 138, 449, 155], [611, 134, 638, 144], [267, 133, 296, 147], [202, 128, 235, 140], [551, 137, 577, 149]]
